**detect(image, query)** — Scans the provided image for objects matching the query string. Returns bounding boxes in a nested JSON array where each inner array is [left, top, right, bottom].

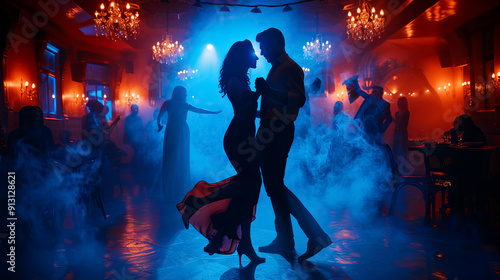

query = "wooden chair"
[[382, 144, 430, 220], [424, 147, 457, 219]]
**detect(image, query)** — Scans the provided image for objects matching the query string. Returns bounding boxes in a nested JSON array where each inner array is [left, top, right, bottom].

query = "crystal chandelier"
[[152, 12, 184, 64], [178, 69, 198, 81], [303, 7, 332, 62], [152, 35, 184, 64], [94, 1, 140, 41], [346, 0, 385, 41], [303, 34, 332, 62]]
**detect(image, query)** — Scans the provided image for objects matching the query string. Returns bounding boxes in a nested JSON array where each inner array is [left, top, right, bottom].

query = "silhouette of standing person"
[[82, 100, 120, 159], [82, 100, 106, 158], [393, 97, 410, 165], [6, 106, 56, 238], [328, 101, 358, 177], [98, 106, 120, 141], [158, 86, 221, 202], [331, 101, 349, 131], [124, 104, 143, 182], [124, 104, 143, 146], [254, 28, 331, 264]]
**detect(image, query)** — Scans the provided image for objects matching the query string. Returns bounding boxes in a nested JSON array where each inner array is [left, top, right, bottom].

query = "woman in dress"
[[157, 86, 221, 202], [393, 96, 410, 165], [177, 40, 265, 265]]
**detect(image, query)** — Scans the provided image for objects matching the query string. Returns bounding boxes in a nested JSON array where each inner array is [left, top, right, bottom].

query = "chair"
[[382, 144, 430, 220], [424, 147, 457, 219]]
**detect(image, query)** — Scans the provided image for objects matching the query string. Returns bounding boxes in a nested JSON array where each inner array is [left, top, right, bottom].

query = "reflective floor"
[[8, 169, 500, 280]]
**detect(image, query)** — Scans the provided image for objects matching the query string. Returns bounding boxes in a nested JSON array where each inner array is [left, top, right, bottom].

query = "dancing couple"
[[177, 28, 331, 266]]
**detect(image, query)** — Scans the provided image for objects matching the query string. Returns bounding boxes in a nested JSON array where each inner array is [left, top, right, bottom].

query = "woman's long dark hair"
[[219, 40, 253, 97], [171, 85, 187, 103]]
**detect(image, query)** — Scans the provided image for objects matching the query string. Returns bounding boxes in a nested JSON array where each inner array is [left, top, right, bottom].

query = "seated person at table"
[[454, 114, 487, 145]]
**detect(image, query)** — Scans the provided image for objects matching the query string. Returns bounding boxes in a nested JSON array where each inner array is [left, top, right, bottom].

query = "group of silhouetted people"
[[2, 26, 490, 272]]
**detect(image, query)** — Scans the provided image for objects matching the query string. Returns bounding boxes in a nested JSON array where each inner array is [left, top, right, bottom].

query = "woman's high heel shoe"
[[237, 244, 265, 266], [203, 243, 220, 255], [204, 232, 224, 255]]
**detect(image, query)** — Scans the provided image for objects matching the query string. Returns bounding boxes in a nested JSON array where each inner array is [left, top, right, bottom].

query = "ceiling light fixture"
[[94, 1, 140, 41], [346, 0, 385, 41], [152, 10, 183, 64], [251, 6, 262, 13], [283, 5, 293, 12], [303, 4, 331, 62], [193, 0, 203, 8], [192, 0, 313, 13]]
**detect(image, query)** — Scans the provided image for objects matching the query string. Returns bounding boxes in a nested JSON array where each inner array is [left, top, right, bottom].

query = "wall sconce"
[[474, 82, 485, 97], [438, 83, 452, 96], [302, 67, 310, 76], [462, 81, 471, 96], [125, 92, 139, 106], [20, 79, 37, 100], [103, 94, 108, 104], [461, 81, 473, 107], [491, 73, 500, 92], [73, 91, 88, 107]]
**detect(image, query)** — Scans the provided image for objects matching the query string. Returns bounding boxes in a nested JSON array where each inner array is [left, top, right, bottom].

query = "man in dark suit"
[[254, 28, 331, 265], [344, 77, 392, 144]]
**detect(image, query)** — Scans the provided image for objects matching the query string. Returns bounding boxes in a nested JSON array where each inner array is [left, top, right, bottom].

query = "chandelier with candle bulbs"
[[346, 0, 385, 41], [178, 69, 198, 81], [152, 35, 184, 64], [152, 11, 184, 64], [303, 5, 332, 63], [94, 1, 140, 41], [303, 34, 332, 62]]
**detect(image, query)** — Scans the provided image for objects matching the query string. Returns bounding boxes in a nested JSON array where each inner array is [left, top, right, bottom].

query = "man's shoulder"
[[284, 56, 301, 70], [381, 99, 390, 107], [279, 60, 303, 79]]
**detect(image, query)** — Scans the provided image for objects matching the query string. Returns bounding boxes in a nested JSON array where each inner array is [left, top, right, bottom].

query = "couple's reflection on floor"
[[219, 260, 346, 280], [298, 261, 351, 280], [219, 261, 262, 280]]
